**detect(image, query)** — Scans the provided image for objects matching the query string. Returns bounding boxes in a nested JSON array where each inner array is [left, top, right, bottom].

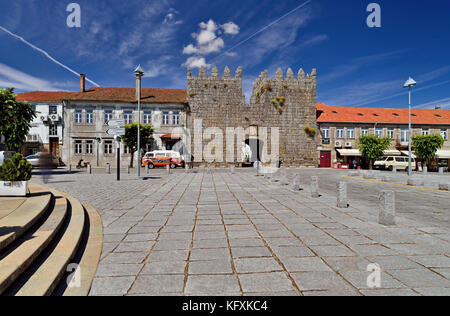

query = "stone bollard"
[[438, 183, 449, 191], [337, 181, 349, 208], [271, 169, 280, 183], [407, 177, 425, 187], [127, 166, 130, 174], [392, 166, 397, 173], [106, 164, 111, 174], [166, 165, 171, 175], [87, 164, 92, 174], [146, 166, 150, 174], [67, 165, 72, 174], [185, 165, 190, 174], [379, 190, 396, 226], [423, 166, 428, 174], [230, 165, 235, 174], [439, 167, 444, 175], [280, 167, 289, 185], [310, 176, 319, 198], [292, 174, 301, 191]]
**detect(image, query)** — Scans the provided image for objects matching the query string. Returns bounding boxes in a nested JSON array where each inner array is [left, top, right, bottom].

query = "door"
[[320, 151, 331, 168], [49, 138, 59, 157]]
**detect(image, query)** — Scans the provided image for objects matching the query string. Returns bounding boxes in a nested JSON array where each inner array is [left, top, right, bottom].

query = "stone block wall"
[[186, 66, 319, 167]]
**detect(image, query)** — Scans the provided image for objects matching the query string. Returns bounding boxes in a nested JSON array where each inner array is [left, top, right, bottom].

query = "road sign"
[[106, 128, 126, 136], [107, 119, 125, 127]]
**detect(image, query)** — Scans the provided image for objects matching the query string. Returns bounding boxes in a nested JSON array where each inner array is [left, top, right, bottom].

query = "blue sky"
[[0, 0, 449, 109]]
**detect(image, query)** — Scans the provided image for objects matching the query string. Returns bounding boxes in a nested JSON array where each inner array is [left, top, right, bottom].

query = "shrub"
[[304, 126, 316, 137], [0, 153, 32, 181]]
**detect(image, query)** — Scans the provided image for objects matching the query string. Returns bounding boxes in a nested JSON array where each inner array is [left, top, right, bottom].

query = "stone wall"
[[186, 66, 319, 167]]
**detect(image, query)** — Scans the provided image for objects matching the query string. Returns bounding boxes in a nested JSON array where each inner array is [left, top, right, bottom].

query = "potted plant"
[[0, 153, 32, 197]]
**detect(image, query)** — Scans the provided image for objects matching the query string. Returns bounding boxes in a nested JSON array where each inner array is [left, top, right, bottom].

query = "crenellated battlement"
[[250, 68, 316, 104], [187, 65, 245, 106]]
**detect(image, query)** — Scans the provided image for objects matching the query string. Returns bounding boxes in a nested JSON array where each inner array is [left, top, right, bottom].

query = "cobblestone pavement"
[[33, 168, 450, 296]]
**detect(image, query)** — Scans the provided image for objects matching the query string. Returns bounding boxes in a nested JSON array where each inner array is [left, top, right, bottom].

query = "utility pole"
[[134, 65, 144, 177]]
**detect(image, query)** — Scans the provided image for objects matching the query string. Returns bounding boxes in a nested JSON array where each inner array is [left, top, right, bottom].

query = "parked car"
[[374, 156, 416, 171], [142, 150, 184, 169], [26, 153, 59, 168], [0, 151, 15, 166]]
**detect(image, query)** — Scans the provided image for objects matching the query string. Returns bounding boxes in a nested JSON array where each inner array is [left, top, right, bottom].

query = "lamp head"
[[403, 77, 417, 88], [134, 64, 144, 76]]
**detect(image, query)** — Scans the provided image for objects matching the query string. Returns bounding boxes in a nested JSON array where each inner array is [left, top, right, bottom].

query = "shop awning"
[[160, 133, 181, 140], [401, 151, 417, 158], [383, 150, 401, 156], [436, 150, 450, 159], [337, 149, 361, 157]]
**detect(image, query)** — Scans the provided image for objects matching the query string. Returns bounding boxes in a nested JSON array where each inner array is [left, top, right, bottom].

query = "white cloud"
[[183, 57, 210, 69], [415, 98, 450, 110], [221, 22, 240, 35], [182, 19, 239, 68], [0, 63, 65, 91]]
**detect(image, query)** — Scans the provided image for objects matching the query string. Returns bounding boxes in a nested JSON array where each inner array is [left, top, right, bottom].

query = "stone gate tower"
[[185, 66, 318, 167]]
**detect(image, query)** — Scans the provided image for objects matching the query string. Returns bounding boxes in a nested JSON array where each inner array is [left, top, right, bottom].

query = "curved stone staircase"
[[0, 183, 103, 296]]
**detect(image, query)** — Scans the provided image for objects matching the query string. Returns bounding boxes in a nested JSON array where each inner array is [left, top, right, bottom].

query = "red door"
[[320, 151, 331, 168]]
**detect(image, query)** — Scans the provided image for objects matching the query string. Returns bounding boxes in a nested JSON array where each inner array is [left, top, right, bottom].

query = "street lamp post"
[[134, 65, 144, 177], [403, 77, 417, 177]]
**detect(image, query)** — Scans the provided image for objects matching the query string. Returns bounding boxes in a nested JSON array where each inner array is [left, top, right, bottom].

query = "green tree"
[[358, 135, 392, 170], [412, 134, 444, 170], [0, 88, 36, 152], [122, 123, 154, 168], [0, 153, 33, 181]]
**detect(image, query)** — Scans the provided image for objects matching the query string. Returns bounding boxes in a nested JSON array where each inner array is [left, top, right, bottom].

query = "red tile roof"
[[16, 91, 74, 103], [317, 102, 450, 125], [16, 87, 187, 104]]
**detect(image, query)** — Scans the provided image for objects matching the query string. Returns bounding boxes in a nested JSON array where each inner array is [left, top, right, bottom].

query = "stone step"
[[0, 193, 52, 251], [14, 191, 86, 296], [61, 203, 103, 296], [0, 194, 68, 294]]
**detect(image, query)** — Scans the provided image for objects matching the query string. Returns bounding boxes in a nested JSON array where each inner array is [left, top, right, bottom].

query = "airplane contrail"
[[211, 0, 312, 62], [0, 25, 100, 87]]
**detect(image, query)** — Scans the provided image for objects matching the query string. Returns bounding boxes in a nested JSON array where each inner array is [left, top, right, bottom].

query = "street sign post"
[[107, 120, 126, 181]]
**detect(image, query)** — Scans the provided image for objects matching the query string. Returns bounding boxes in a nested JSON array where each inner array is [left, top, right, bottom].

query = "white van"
[[0, 151, 15, 166], [374, 156, 416, 171]]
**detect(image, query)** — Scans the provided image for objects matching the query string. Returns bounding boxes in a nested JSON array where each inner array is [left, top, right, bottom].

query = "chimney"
[[435, 105, 442, 110], [80, 74, 86, 92]]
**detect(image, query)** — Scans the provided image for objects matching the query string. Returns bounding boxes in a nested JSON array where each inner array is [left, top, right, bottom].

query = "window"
[[336, 128, 344, 139], [104, 140, 113, 154], [321, 127, 330, 139], [86, 140, 93, 154], [401, 129, 409, 143], [104, 110, 113, 124], [361, 128, 369, 137], [124, 110, 133, 124], [75, 140, 82, 154], [49, 124, 58, 136], [387, 157, 394, 162], [124, 146, 131, 154], [173, 111, 180, 125], [49, 106, 57, 115], [375, 128, 383, 137], [347, 128, 355, 139], [86, 109, 94, 124], [144, 111, 152, 125], [75, 109, 82, 124], [421, 128, 430, 136], [441, 129, 448, 140], [162, 111, 170, 125], [387, 128, 394, 139]]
